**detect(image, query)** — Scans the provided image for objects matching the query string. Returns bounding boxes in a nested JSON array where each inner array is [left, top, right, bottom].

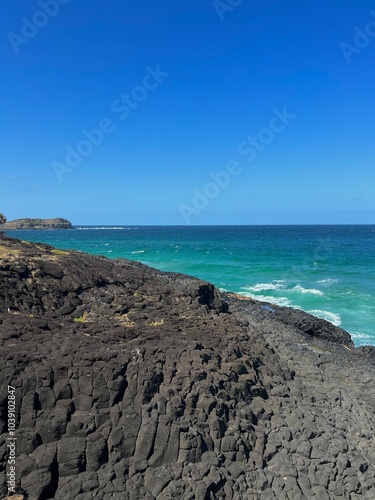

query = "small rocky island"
[[0, 233, 374, 499], [0, 218, 73, 230]]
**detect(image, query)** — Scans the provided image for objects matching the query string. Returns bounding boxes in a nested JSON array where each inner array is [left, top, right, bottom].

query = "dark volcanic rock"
[[0, 233, 375, 500], [0, 218, 73, 230]]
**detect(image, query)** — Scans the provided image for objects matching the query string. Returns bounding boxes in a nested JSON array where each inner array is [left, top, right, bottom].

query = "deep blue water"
[[5, 225, 375, 346]]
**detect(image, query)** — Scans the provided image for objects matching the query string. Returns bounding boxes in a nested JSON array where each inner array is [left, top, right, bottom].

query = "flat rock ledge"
[[0, 233, 374, 500], [0, 218, 73, 230]]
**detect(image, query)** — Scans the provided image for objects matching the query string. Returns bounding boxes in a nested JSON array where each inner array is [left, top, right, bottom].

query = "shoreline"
[[3, 226, 374, 348], [1, 233, 375, 498]]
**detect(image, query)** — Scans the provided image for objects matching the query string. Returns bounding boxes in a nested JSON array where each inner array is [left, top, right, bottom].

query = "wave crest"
[[292, 285, 324, 296], [242, 282, 285, 292], [308, 309, 341, 326], [241, 292, 292, 307]]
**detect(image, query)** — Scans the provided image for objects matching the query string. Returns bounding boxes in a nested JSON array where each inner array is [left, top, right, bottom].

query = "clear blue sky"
[[1, 0, 374, 224]]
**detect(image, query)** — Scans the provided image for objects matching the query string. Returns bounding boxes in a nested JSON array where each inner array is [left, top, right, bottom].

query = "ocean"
[[5, 225, 375, 347]]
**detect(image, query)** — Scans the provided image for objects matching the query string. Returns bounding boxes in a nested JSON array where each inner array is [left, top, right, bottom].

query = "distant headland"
[[0, 217, 74, 230]]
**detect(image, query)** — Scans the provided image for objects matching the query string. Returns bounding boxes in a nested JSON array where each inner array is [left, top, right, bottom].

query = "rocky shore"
[[0, 218, 73, 230], [0, 233, 374, 499]]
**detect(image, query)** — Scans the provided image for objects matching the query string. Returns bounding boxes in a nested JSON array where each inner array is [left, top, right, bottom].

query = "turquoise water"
[[5, 225, 375, 347]]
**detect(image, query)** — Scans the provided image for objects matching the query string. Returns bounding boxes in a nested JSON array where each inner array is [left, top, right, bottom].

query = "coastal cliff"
[[0, 233, 374, 499], [0, 218, 73, 230]]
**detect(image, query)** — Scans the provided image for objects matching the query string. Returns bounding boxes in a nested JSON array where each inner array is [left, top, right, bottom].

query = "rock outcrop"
[[0, 233, 374, 499], [0, 218, 73, 230]]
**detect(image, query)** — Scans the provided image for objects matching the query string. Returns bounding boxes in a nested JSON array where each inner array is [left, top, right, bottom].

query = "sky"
[[0, 0, 374, 225]]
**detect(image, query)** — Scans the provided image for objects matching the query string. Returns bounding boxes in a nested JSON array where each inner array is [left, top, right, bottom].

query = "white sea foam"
[[242, 282, 285, 292], [308, 310, 342, 326], [292, 285, 324, 296], [316, 279, 339, 286], [131, 250, 145, 254], [241, 292, 292, 307], [350, 332, 372, 341], [76, 226, 136, 230]]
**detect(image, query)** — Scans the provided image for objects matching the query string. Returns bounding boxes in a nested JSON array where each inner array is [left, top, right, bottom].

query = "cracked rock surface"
[[0, 233, 374, 499]]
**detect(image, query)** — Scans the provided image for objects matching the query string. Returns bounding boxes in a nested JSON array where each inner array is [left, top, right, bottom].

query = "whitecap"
[[241, 292, 292, 307], [350, 331, 372, 342], [76, 226, 127, 230], [307, 309, 342, 326], [242, 282, 285, 292], [292, 285, 324, 296], [131, 250, 145, 254], [316, 279, 339, 286]]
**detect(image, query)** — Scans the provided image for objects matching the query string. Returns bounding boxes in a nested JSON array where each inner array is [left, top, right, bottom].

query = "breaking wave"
[[241, 292, 292, 307], [242, 281, 286, 292], [292, 285, 324, 296], [308, 309, 342, 326]]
